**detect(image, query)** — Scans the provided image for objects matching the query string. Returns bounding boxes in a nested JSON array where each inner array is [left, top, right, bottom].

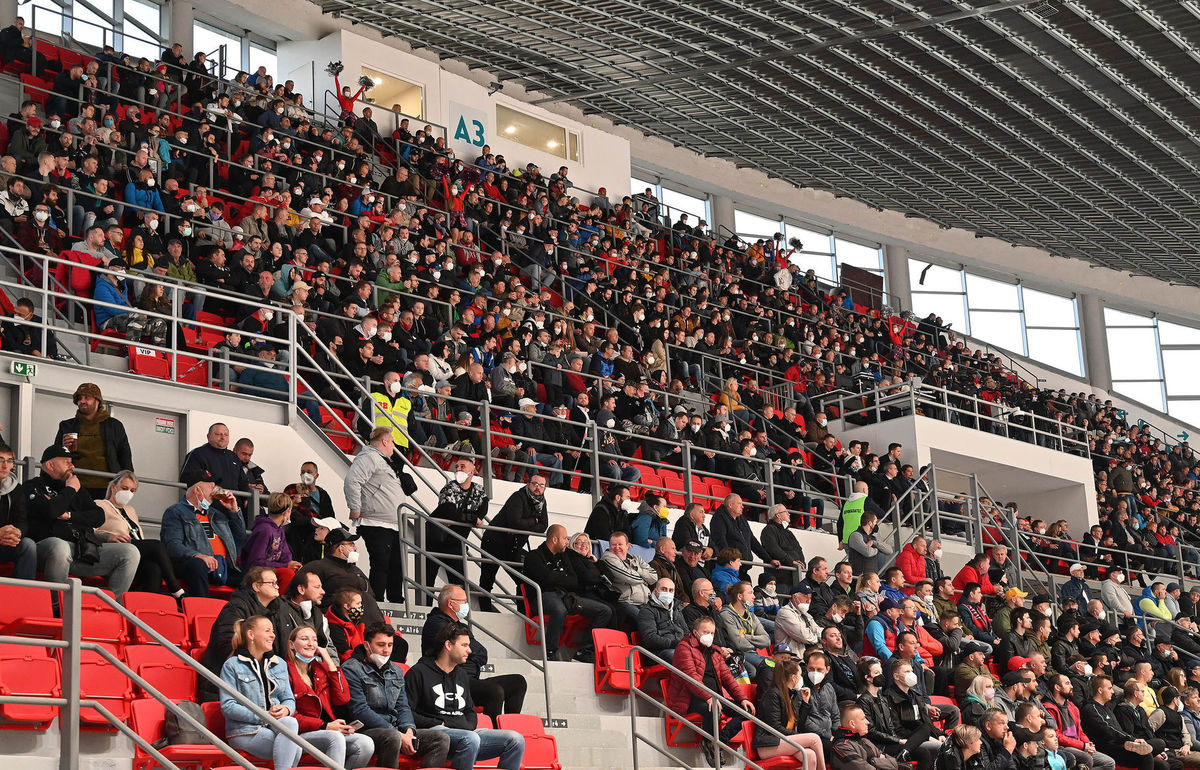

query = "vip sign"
[[450, 101, 487, 150]]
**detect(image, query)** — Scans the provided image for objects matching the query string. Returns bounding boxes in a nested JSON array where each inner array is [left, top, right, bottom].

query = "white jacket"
[[343, 446, 405, 530], [775, 602, 821, 649]]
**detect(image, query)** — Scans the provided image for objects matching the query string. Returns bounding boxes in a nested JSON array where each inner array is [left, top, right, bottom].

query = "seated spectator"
[[897, 536, 929, 585], [404, 622, 525, 770], [958, 582, 999, 646], [326, 587, 408, 663], [649, 536, 681, 586], [637, 577, 687, 662], [271, 569, 337, 659], [0, 442, 34, 580], [754, 573, 782, 618], [858, 655, 938, 768], [936, 724, 984, 770], [881, 566, 908, 603], [284, 625, 375, 769], [953, 553, 998, 596], [218, 615, 304, 770], [1080, 675, 1163, 770], [600, 530, 658, 627], [200, 566, 282, 692], [1114, 678, 1172, 769], [304, 528, 391, 629], [775, 582, 821, 650], [884, 657, 945, 760], [710, 547, 742, 597], [719, 580, 771, 674], [666, 616, 755, 766], [27, 444, 140, 597], [341, 622, 452, 770], [161, 481, 243, 596], [240, 492, 303, 591], [761, 503, 807, 585], [754, 659, 826, 769], [2, 296, 59, 359], [96, 470, 184, 597], [628, 493, 669, 563], [584, 484, 630, 549], [674, 539, 707, 600], [710, 493, 773, 576], [831, 702, 900, 770], [523, 524, 612, 662], [421, 585, 527, 720]]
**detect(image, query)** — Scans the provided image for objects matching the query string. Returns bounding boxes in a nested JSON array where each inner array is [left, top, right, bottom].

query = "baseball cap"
[[40, 444, 80, 463], [1004, 587, 1029, 601], [324, 528, 360, 547], [1001, 670, 1033, 687], [879, 597, 901, 611], [790, 583, 814, 596], [1069, 563, 1085, 574], [312, 517, 340, 531], [518, 398, 537, 409], [771, 642, 793, 655], [683, 541, 704, 552]]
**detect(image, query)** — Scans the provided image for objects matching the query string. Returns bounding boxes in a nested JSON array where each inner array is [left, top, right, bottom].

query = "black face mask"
[[872, 674, 887, 688]]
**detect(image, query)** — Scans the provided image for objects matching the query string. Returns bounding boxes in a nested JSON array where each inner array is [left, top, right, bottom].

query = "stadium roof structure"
[[314, 0, 1200, 286]]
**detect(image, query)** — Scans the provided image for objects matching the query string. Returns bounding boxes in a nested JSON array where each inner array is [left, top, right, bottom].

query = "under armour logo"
[[432, 682, 465, 712]]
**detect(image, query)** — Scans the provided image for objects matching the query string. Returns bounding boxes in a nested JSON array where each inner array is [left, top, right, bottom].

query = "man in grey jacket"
[[1100, 567, 1135, 624], [601, 530, 657, 626], [847, 511, 893, 574], [345, 427, 407, 604]]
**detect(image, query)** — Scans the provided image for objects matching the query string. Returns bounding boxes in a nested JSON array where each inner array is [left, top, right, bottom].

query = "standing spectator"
[[404, 622, 526, 770], [420, 585, 527, 720], [283, 462, 336, 562], [710, 494, 775, 578], [341, 622, 452, 769], [161, 481, 243, 596], [344, 427, 406, 604], [96, 471, 183, 597], [0, 443, 33, 579], [847, 511, 892, 574], [27, 444, 140, 597], [477, 475, 549, 611], [666, 616, 755, 766], [601, 530, 658, 627], [523, 525, 613, 662], [218, 615, 303, 770], [421, 458, 487, 602], [54, 382, 133, 498], [284, 626, 376, 770], [240, 493, 303, 592]]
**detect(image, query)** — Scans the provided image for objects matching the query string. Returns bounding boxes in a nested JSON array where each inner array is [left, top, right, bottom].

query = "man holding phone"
[[342, 623, 451, 769]]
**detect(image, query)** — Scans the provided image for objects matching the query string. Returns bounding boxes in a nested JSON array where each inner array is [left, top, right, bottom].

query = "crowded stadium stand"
[[4, 2, 1200, 770]]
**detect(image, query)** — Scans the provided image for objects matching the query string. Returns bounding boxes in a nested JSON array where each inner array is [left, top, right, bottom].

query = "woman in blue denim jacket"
[[219, 615, 303, 770]]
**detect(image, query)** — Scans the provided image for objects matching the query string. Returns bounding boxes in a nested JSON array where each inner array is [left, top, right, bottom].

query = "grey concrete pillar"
[[883, 245, 911, 313], [1079, 292, 1111, 390], [709, 193, 735, 241], [167, 0, 192, 52], [0, 0, 18, 26]]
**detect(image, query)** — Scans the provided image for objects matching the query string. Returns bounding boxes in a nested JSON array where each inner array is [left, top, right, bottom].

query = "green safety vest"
[[840, 496, 867, 543]]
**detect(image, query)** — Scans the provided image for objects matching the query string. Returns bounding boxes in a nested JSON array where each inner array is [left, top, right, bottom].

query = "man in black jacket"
[[674, 540, 708, 600], [523, 525, 612, 661], [636, 577, 687, 662], [404, 622, 525, 770], [584, 484, 629, 544], [420, 585, 526, 720], [710, 494, 775, 578], [671, 501, 711, 559], [761, 503, 806, 585], [269, 568, 337, 659], [304, 529, 387, 625], [478, 475, 549, 611], [53, 382, 133, 498], [178, 422, 249, 549], [1113, 679, 1172, 767], [421, 458, 487, 602], [1080, 675, 1163, 770], [0, 443, 33, 579], [28, 444, 139, 597]]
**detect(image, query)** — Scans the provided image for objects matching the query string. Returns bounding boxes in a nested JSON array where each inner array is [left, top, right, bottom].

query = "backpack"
[[154, 701, 210, 747]]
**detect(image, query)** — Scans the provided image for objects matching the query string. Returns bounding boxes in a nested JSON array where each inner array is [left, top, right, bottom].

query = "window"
[[496, 104, 580, 161], [121, 0, 161, 62], [249, 43, 278, 85], [1104, 307, 1165, 412], [734, 210, 779, 241], [18, 0, 62, 37], [73, 0, 114, 48], [910, 259, 1084, 376], [192, 20, 241, 78], [660, 186, 707, 223], [733, 208, 871, 283]]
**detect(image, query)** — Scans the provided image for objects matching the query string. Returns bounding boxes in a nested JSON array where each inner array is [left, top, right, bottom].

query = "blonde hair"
[[105, 470, 139, 500], [967, 674, 996, 704], [267, 492, 293, 517], [230, 615, 272, 654], [856, 571, 879, 592]]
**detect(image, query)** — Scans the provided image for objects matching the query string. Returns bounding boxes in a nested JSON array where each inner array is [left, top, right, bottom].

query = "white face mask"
[[698, 633, 715, 647], [368, 652, 390, 667], [831, 613, 843, 623], [113, 489, 135, 506], [34, 210, 49, 222], [298, 599, 313, 617], [748, 447, 757, 457], [932, 548, 943, 559], [261, 310, 274, 322], [903, 671, 919, 688], [1082, 664, 1093, 676], [646, 355, 655, 365], [808, 671, 825, 685], [147, 218, 158, 229], [795, 602, 810, 614], [656, 592, 674, 608], [146, 178, 155, 187], [454, 470, 470, 485], [1114, 573, 1125, 583], [362, 326, 376, 339], [1097, 609, 1106, 620], [388, 380, 403, 395], [300, 473, 315, 485], [455, 603, 469, 621], [346, 550, 360, 564]]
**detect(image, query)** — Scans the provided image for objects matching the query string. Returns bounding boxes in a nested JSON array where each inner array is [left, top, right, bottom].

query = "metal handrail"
[[627, 644, 810, 770], [0, 575, 341, 770]]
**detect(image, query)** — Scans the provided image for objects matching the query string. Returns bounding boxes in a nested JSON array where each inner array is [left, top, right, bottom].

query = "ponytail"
[[231, 614, 271, 654]]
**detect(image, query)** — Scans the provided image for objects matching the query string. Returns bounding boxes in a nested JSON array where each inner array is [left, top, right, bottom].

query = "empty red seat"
[[0, 584, 61, 638], [79, 643, 133, 729], [126, 644, 198, 701], [80, 591, 129, 648], [182, 596, 227, 654], [0, 643, 60, 729], [128, 345, 170, 379], [496, 713, 562, 770], [130, 698, 228, 770], [122, 591, 188, 646]]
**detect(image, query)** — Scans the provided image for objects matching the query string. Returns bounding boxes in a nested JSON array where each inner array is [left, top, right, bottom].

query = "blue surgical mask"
[[198, 497, 211, 512], [295, 653, 318, 664], [455, 604, 469, 621]]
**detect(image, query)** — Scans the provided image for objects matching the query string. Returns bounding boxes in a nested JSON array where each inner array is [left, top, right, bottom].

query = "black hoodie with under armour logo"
[[403, 655, 478, 730]]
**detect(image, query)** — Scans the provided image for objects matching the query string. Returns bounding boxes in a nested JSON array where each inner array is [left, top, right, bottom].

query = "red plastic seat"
[[182, 596, 227, 654], [0, 643, 60, 729], [660, 678, 702, 747], [0, 584, 61, 638], [517, 585, 589, 648], [80, 591, 129, 648], [496, 713, 562, 770], [126, 644, 198, 701], [592, 629, 637, 694], [127, 346, 171, 379], [79, 643, 133, 729], [122, 591, 188, 646], [130, 698, 228, 770]]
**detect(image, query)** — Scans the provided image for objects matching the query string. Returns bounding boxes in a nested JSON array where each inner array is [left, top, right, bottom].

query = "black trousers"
[[471, 674, 528, 720], [359, 525, 405, 603], [132, 538, 183, 594], [420, 525, 469, 601]]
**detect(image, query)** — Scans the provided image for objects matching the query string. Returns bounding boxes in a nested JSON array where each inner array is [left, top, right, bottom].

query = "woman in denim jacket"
[[219, 615, 303, 770]]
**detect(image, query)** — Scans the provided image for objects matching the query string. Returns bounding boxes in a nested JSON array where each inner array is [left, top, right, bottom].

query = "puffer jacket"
[[343, 446, 405, 529]]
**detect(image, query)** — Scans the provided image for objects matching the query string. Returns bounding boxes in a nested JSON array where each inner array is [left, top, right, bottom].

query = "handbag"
[[70, 526, 106, 566]]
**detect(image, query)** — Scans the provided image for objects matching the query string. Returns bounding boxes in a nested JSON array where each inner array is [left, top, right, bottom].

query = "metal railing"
[[627, 644, 810, 770], [0, 575, 341, 770]]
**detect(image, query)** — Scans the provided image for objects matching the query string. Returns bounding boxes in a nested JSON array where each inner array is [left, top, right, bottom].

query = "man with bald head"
[[710, 493, 772, 578], [637, 577, 688, 662], [523, 524, 613, 661]]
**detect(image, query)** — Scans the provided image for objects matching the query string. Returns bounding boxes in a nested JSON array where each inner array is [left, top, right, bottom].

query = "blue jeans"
[[227, 717, 302, 770], [434, 726, 524, 770], [600, 460, 640, 484], [298, 728, 376, 770], [35, 536, 140, 599], [0, 537, 36, 580], [533, 452, 563, 487]]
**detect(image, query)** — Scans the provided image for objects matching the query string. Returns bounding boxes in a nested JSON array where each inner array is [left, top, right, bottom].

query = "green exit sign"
[[10, 361, 36, 377]]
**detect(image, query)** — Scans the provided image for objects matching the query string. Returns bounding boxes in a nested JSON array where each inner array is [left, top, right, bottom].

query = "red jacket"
[[1041, 696, 1091, 751], [666, 634, 746, 715], [287, 658, 351, 732], [896, 543, 926, 585], [952, 564, 996, 596], [325, 607, 365, 662]]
